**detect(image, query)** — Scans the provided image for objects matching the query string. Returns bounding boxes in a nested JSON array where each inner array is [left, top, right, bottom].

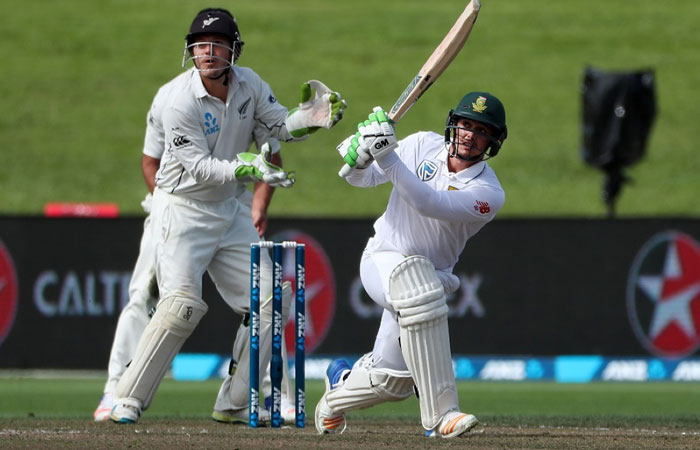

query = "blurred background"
[[2, 0, 698, 216], [1, 0, 699, 383]]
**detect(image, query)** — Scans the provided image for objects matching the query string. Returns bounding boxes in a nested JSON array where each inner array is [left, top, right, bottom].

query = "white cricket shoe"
[[110, 397, 143, 424], [315, 359, 351, 434], [425, 411, 478, 438], [212, 407, 270, 425], [93, 392, 115, 422]]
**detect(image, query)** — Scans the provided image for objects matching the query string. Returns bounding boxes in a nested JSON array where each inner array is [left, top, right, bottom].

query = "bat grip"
[[338, 163, 354, 178]]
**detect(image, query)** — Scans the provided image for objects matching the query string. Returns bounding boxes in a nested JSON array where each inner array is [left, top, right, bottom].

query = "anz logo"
[[416, 160, 438, 181], [204, 112, 220, 136]]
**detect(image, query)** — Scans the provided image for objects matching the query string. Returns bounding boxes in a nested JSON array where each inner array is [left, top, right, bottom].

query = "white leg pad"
[[326, 354, 414, 413], [389, 256, 458, 430], [214, 281, 292, 411], [116, 295, 207, 410]]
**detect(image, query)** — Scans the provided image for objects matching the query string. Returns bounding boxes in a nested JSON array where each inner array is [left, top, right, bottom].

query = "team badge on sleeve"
[[416, 160, 438, 181], [473, 200, 490, 214]]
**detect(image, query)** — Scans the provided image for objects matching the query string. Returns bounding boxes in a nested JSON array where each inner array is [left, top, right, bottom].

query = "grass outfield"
[[2, 0, 699, 217], [1, 378, 698, 449]]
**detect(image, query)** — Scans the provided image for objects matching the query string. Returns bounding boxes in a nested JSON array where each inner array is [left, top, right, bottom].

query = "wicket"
[[249, 241, 306, 428]]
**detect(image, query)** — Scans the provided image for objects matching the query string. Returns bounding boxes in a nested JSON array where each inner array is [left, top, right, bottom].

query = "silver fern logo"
[[202, 17, 220, 28]]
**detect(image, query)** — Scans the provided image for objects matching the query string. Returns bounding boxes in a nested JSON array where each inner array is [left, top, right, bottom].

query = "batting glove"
[[234, 143, 295, 188], [359, 106, 398, 162], [336, 130, 373, 170], [286, 80, 347, 138]]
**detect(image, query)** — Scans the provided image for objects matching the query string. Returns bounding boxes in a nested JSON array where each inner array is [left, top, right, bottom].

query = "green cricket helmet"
[[445, 91, 508, 160]]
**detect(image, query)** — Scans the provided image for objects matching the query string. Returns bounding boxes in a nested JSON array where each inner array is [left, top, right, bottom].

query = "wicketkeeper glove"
[[234, 143, 295, 188], [285, 80, 347, 138]]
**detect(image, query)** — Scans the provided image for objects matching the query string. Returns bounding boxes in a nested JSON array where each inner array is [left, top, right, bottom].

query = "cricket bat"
[[339, 0, 482, 177]]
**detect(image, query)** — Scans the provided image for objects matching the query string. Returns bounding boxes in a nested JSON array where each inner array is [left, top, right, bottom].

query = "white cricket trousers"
[[151, 188, 272, 314], [359, 237, 461, 372]]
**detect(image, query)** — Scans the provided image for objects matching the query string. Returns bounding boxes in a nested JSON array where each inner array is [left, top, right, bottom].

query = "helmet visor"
[[445, 125, 502, 161], [182, 41, 237, 72]]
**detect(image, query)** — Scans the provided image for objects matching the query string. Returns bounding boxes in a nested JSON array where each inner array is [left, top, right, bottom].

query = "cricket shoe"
[[425, 411, 478, 439], [211, 407, 270, 425], [315, 359, 351, 435], [110, 397, 143, 424], [93, 392, 115, 422]]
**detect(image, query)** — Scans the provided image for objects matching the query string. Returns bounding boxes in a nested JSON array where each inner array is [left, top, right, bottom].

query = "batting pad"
[[389, 256, 458, 430], [214, 281, 292, 411], [388, 256, 449, 327], [116, 295, 207, 410], [326, 353, 414, 413]]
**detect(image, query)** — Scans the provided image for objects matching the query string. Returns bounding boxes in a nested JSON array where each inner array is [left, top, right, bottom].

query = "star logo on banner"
[[627, 231, 700, 358], [271, 231, 336, 355]]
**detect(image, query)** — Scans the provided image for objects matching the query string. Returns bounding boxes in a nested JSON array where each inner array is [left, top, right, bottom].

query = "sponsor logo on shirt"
[[204, 112, 220, 136], [172, 135, 191, 148], [416, 160, 438, 181], [474, 200, 490, 214]]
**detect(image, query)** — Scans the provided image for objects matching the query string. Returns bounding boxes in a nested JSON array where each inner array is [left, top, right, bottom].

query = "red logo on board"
[[0, 240, 19, 349], [627, 231, 700, 358], [270, 230, 336, 355]]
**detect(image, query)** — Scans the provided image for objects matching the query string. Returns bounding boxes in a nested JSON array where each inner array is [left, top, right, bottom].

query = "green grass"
[[1, 0, 699, 217], [1, 378, 698, 429], [2, 378, 698, 449]]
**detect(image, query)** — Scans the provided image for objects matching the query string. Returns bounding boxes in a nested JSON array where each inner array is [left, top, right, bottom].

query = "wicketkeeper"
[[109, 7, 345, 424]]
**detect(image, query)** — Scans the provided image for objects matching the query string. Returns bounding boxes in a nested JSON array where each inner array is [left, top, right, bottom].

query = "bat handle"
[[338, 163, 354, 178]]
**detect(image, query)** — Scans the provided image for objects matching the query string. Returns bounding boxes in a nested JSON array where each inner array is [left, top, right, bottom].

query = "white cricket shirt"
[[152, 66, 291, 201], [347, 131, 505, 272]]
